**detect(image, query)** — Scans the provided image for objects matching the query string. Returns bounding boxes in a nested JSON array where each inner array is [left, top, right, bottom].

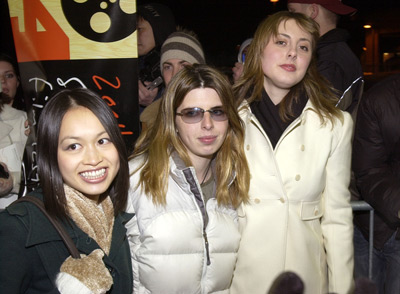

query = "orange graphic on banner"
[[92, 75, 134, 136], [11, 0, 69, 62]]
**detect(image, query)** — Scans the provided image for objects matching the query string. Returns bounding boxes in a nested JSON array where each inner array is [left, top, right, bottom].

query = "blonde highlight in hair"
[[234, 11, 343, 125], [130, 64, 250, 207]]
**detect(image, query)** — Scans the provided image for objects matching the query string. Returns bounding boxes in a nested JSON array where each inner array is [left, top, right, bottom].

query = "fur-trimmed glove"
[[0, 163, 13, 197], [56, 249, 113, 294]]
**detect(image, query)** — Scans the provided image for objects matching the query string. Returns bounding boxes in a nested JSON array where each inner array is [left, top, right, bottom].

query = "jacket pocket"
[[300, 200, 323, 220]]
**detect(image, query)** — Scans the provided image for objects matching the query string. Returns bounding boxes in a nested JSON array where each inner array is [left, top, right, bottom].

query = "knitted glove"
[[56, 249, 113, 294], [0, 163, 13, 197]]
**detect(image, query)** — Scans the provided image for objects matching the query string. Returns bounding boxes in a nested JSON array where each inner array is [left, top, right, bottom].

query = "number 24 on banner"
[[10, 0, 69, 62]]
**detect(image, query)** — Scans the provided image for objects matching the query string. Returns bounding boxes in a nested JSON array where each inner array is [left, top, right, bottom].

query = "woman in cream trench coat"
[[231, 100, 354, 294], [230, 12, 354, 294]]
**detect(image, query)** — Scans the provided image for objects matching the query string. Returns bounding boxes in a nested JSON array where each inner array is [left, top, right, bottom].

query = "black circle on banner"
[[61, 0, 136, 42]]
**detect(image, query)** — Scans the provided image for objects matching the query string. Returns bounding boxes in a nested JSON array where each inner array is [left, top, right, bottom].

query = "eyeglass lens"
[[176, 107, 228, 124]]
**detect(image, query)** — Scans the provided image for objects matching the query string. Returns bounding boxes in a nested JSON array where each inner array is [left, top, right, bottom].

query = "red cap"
[[287, 0, 357, 15]]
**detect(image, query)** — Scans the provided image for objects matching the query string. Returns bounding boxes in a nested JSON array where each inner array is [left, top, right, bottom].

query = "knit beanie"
[[137, 3, 176, 47], [237, 38, 253, 63], [160, 31, 206, 70]]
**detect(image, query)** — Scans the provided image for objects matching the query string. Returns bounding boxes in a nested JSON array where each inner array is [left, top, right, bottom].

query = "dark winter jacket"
[[0, 190, 134, 294], [317, 28, 364, 114], [352, 73, 400, 249]]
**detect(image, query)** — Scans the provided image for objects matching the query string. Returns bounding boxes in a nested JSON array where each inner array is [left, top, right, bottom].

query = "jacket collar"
[[0, 104, 23, 121], [169, 151, 235, 188], [0, 121, 12, 140], [7, 191, 133, 257], [318, 28, 350, 47], [240, 99, 315, 149], [240, 98, 315, 124]]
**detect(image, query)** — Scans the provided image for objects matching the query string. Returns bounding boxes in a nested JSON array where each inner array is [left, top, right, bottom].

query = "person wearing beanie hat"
[[287, 0, 363, 117], [137, 3, 176, 113], [232, 38, 253, 83], [237, 38, 253, 64], [140, 29, 205, 129], [160, 30, 205, 85], [137, 3, 176, 55]]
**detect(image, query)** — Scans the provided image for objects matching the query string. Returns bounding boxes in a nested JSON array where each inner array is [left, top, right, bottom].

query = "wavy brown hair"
[[234, 11, 342, 125], [131, 64, 250, 208]]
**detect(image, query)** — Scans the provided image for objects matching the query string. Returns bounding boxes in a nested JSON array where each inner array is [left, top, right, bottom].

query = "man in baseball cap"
[[288, 0, 356, 15], [287, 0, 363, 116]]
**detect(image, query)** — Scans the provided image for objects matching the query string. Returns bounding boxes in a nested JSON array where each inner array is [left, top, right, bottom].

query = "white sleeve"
[[55, 272, 94, 294]]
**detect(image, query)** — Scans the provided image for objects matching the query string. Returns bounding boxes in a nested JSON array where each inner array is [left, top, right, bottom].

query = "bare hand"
[[138, 81, 158, 107], [232, 62, 245, 83], [24, 119, 31, 137], [0, 163, 13, 197]]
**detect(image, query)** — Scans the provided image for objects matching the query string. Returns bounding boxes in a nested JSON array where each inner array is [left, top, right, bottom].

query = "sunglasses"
[[176, 107, 228, 124]]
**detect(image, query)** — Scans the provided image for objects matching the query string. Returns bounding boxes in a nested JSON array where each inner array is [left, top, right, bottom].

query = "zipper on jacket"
[[181, 167, 212, 266], [203, 230, 211, 265]]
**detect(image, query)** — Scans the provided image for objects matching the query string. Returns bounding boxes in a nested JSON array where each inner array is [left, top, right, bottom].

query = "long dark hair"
[[0, 53, 25, 110], [37, 88, 129, 220]]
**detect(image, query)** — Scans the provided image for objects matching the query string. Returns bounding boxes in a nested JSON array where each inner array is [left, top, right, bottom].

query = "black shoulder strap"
[[15, 196, 81, 259]]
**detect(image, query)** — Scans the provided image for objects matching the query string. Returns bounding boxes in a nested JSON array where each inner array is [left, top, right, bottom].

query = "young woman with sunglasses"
[[126, 64, 250, 293]]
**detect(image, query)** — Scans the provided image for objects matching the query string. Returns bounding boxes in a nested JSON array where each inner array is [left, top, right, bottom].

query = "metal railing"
[[351, 201, 374, 279]]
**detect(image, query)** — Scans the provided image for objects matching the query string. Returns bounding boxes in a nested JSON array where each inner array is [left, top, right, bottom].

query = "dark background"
[[2, 0, 400, 73], [136, 0, 400, 69]]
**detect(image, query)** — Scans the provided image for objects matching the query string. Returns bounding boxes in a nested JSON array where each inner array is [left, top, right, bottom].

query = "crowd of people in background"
[[1, 0, 399, 293]]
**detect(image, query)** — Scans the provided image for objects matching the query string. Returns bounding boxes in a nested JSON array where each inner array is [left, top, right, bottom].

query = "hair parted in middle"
[[131, 64, 250, 208], [37, 88, 129, 220], [234, 11, 343, 125]]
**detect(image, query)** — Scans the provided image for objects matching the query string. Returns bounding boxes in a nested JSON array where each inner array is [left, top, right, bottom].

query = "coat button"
[[280, 197, 285, 203], [315, 209, 319, 216], [246, 144, 250, 150], [300, 145, 305, 151], [295, 174, 301, 181], [254, 198, 260, 204]]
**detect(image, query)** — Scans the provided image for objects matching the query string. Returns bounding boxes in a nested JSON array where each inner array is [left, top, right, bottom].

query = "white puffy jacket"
[[126, 154, 240, 294]]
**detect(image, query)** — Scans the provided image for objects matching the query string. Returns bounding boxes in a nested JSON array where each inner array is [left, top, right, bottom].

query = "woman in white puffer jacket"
[[126, 64, 250, 294]]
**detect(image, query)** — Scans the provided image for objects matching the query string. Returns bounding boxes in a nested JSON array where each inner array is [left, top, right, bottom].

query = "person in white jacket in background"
[[230, 11, 354, 294], [0, 54, 28, 208], [126, 64, 250, 294]]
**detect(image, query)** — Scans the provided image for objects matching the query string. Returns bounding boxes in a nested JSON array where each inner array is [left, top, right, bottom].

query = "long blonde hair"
[[131, 64, 250, 207], [234, 11, 343, 124]]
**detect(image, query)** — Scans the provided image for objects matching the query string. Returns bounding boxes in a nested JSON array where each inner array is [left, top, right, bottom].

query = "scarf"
[[250, 89, 308, 148], [64, 185, 114, 255]]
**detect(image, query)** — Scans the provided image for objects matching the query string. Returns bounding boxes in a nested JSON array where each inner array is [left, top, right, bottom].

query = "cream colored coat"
[[0, 104, 27, 208], [231, 101, 354, 294]]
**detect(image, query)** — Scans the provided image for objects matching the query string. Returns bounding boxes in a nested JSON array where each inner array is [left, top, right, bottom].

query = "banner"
[[7, 0, 139, 191]]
